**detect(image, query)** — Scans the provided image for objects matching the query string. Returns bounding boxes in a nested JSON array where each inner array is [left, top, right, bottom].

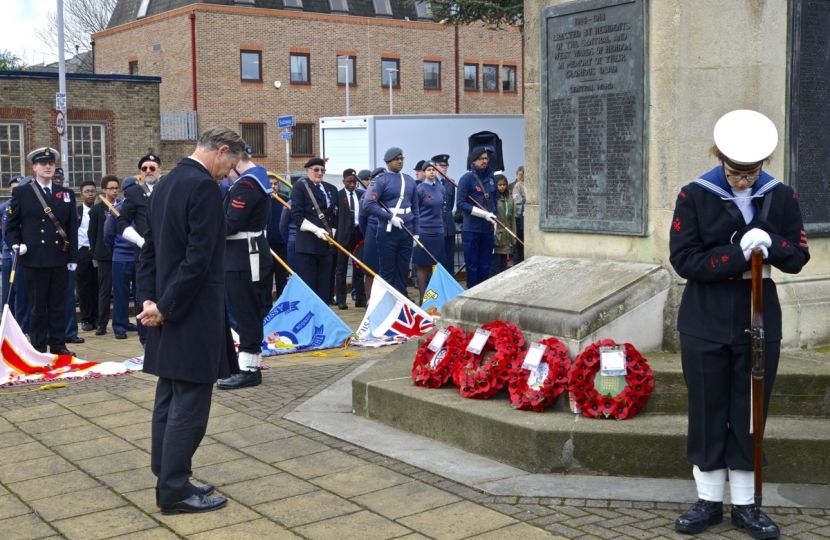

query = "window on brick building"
[[337, 56, 356, 86], [330, 0, 349, 12], [423, 61, 440, 89], [241, 50, 262, 82], [67, 123, 107, 184], [241, 123, 266, 156], [464, 64, 478, 90], [290, 53, 310, 84], [136, 0, 151, 19], [414, 2, 432, 19], [381, 58, 399, 88], [503, 65, 517, 92], [284, 0, 303, 8], [482, 64, 498, 92], [0, 121, 26, 185], [129, 61, 139, 75], [292, 123, 313, 156], [373, 0, 392, 16]]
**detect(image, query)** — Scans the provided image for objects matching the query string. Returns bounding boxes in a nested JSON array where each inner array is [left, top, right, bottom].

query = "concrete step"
[[353, 340, 830, 484]]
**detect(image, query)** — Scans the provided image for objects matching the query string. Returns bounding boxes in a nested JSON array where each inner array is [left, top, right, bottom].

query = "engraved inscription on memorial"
[[540, 0, 645, 235], [790, 0, 830, 235]]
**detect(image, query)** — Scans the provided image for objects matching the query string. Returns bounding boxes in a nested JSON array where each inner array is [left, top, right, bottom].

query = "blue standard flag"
[[420, 264, 464, 317], [262, 274, 354, 356]]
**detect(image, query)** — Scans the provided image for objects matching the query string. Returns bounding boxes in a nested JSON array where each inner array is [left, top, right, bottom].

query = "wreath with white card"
[[411, 326, 467, 388], [568, 339, 654, 419], [508, 337, 572, 412], [453, 320, 524, 399]]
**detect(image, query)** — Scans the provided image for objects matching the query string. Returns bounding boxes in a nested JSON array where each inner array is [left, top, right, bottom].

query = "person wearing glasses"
[[670, 110, 810, 538], [88, 175, 120, 335], [290, 158, 339, 301], [118, 153, 162, 347], [457, 147, 497, 289]]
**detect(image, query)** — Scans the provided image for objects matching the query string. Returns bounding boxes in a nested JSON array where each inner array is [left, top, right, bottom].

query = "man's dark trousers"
[[97, 261, 112, 329], [24, 266, 68, 352], [76, 247, 98, 326], [335, 227, 365, 304], [225, 270, 263, 354], [151, 377, 213, 505]]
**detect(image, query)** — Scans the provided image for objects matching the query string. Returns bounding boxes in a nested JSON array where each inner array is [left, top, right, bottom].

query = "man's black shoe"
[[217, 369, 261, 390], [115, 332, 128, 339], [51, 348, 76, 356], [127, 323, 138, 331], [160, 494, 227, 515], [82, 322, 94, 332], [95, 325, 107, 336], [355, 300, 367, 308], [731, 505, 780, 539], [156, 484, 215, 507], [67, 336, 85, 344], [676, 499, 723, 534], [338, 302, 348, 310]]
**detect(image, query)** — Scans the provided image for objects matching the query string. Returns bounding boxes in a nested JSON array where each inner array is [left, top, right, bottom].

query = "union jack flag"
[[388, 304, 434, 337], [355, 277, 434, 344]]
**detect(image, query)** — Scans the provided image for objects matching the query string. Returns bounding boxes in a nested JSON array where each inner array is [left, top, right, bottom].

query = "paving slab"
[[274, 448, 370, 479], [53, 435, 136, 461], [0, 455, 75, 483], [0, 494, 33, 519], [96, 466, 157, 494], [189, 518, 300, 539], [351, 480, 462, 519], [0, 512, 58, 540], [294, 509, 412, 540], [243, 435, 329, 463], [74, 448, 149, 476], [2, 403, 73, 423], [108, 528, 181, 540], [220, 473, 317, 506], [7, 470, 101, 501], [152, 501, 262, 536], [53, 506, 158, 540], [192, 458, 279, 486], [15, 414, 90, 434], [397, 500, 518, 540], [309, 463, 410, 498], [34, 424, 112, 446], [209, 423, 294, 448], [0, 441, 53, 464], [467, 522, 567, 539], [27, 487, 128, 521], [191, 442, 248, 468], [91, 408, 151, 429], [254, 489, 361, 527], [0, 429, 34, 449]]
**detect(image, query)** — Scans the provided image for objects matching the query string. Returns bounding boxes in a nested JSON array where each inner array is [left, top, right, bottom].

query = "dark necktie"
[[44, 186, 51, 197], [349, 191, 355, 213]]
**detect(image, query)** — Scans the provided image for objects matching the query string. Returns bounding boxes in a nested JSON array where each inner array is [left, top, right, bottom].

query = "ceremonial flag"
[[354, 277, 434, 346], [262, 274, 354, 356], [420, 263, 464, 317], [0, 305, 141, 387]]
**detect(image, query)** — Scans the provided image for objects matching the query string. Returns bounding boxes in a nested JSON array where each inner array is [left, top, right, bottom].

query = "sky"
[[3, 0, 61, 66]]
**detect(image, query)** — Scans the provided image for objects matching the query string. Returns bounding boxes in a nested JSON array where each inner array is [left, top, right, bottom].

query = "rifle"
[[441, 173, 525, 247], [745, 248, 765, 519]]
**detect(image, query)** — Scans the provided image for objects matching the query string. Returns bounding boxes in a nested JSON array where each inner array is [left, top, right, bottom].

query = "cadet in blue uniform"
[[432, 154, 457, 275], [363, 148, 420, 296], [671, 111, 810, 539], [1, 176, 30, 334], [217, 150, 273, 391], [5, 148, 78, 356], [357, 168, 382, 295], [456, 147, 497, 289], [413, 160, 445, 300]]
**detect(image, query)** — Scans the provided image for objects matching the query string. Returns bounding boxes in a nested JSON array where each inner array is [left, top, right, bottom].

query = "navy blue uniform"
[[290, 178, 338, 301], [0, 199, 29, 333], [456, 166, 497, 288], [436, 175, 456, 273], [413, 180, 445, 266], [363, 171, 420, 295]]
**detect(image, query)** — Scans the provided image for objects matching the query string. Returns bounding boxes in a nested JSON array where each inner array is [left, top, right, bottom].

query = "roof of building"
[[0, 70, 162, 84], [107, 0, 433, 30]]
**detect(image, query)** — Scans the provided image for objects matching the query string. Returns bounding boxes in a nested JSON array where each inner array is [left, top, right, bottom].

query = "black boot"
[[731, 505, 780, 539], [675, 499, 723, 534], [217, 369, 262, 390]]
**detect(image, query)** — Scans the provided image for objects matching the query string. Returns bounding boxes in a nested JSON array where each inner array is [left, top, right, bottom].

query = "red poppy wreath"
[[568, 339, 654, 420], [411, 326, 467, 389], [508, 337, 572, 412], [452, 320, 525, 399]]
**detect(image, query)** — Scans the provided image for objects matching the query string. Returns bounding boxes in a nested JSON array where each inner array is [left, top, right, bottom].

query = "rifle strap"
[[471, 170, 490, 205], [30, 183, 69, 252], [302, 180, 333, 236], [140, 183, 151, 196]]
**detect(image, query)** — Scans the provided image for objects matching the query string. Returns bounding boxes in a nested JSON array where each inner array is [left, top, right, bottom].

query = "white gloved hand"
[[313, 229, 329, 241], [389, 216, 404, 229], [300, 219, 322, 234], [122, 226, 145, 248], [470, 206, 496, 223], [67, 263, 77, 271], [92, 260, 99, 268], [12, 244, 27, 256], [413, 234, 420, 247], [743, 245, 768, 261], [740, 228, 772, 251]]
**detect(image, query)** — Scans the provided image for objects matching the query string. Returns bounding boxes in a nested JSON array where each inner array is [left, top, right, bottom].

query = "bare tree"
[[42, 0, 117, 72]]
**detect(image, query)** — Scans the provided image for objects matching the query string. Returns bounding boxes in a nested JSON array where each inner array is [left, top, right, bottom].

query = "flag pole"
[[270, 249, 294, 275], [442, 174, 524, 247], [98, 195, 121, 217], [5, 248, 19, 306]]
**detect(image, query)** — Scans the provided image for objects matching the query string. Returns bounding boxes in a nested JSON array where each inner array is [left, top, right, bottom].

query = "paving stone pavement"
[[0, 309, 827, 539]]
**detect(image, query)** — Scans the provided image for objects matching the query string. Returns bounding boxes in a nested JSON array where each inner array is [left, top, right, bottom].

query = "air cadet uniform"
[[432, 154, 457, 274], [456, 147, 497, 289], [357, 168, 384, 277], [363, 147, 420, 296], [217, 158, 273, 390], [5, 148, 78, 355]]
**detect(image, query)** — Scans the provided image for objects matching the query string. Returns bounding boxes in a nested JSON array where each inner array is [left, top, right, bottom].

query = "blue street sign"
[[278, 115, 295, 128], [281, 132, 292, 139]]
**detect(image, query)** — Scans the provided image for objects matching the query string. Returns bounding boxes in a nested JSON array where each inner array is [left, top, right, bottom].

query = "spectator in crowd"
[[457, 147, 497, 289], [89, 175, 120, 335], [511, 165, 526, 264], [334, 169, 366, 309], [106, 177, 139, 339], [76, 180, 99, 332], [413, 160, 425, 184], [279, 203, 297, 272], [263, 173, 288, 314], [1, 175, 30, 333], [52, 167, 65, 185], [413, 160, 446, 301], [490, 173, 516, 277]]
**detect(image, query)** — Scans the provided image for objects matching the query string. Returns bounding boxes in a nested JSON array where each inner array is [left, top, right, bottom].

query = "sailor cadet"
[[5, 147, 79, 356], [456, 146, 497, 289], [431, 154, 457, 274], [363, 147, 420, 296], [217, 148, 273, 390]]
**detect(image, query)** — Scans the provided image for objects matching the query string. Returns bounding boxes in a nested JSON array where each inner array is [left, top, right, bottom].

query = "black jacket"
[[117, 182, 152, 260], [290, 178, 338, 255], [335, 188, 362, 245], [224, 176, 271, 272], [138, 158, 237, 384], [5, 181, 78, 267], [88, 200, 112, 262]]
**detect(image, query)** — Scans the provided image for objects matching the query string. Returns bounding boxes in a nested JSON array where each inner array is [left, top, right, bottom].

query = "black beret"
[[138, 154, 161, 169], [53, 167, 64, 177], [304, 157, 326, 169], [469, 146, 489, 162]]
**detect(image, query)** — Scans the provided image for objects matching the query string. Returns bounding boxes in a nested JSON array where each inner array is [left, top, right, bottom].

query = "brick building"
[[93, 0, 523, 172], [0, 71, 161, 186]]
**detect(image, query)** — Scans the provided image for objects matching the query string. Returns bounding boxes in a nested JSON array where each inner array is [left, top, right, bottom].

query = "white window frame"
[[284, 0, 303, 8], [67, 122, 107, 185], [0, 120, 26, 184], [136, 0, 152, 19]]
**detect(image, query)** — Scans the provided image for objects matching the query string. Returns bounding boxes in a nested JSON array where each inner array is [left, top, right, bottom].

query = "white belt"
[[227, 230, 264, 281], [739, 264, 771, 280], [390, 208, 411, 216]]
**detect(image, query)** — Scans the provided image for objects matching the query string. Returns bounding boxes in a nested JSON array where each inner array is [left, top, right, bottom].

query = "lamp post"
[[386, 67, 398, 115], [337, 55, 350, 116]]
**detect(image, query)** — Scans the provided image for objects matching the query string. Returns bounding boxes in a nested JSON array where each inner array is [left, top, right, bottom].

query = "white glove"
[[389, 216, 404, 229], [122, 226, 145, 248], [471, 206, 496, 223], [67, 263, 77, 271], [740, 228, 772, 250], [92, 260, 99, 268], [313, 229, 328, 241], [12, 244, 27, 256], [413, 235, 420, 247], [300, 219, 328, 240], [743, 245, 768, 261]]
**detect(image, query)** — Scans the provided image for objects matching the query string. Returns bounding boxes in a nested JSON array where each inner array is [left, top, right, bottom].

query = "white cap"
[[713, 110, 778, 168]]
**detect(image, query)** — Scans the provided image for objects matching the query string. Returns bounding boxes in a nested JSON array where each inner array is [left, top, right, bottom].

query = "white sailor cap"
[[27, 147, 61, 164], [713, 110, 778, 171]]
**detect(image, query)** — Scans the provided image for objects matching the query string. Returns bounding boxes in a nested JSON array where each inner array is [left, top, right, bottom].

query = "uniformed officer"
[[432, 154, 457, 274], [1, 175, 30, 334], [5, 148, 79, 355], [456, 147, 497, 289], [290, 158, 339, 301], [413, 160, 446, 300], [413, 160, 426, 184], [670, 110, 810, 538], [217, 149, 273, 390], [363, 148, 420, 296], [357, 168, 382, 295], [117, 153, 162, 347]]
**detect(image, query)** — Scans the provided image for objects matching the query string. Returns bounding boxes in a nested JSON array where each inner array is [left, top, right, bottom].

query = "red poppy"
[[452, 320, 524, 399], [411, 326, 467, 388], [508, 337, 571, 412]]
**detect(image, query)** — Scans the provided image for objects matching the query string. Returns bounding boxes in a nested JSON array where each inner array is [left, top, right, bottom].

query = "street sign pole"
[[57, 0, 69, 184], [285, 137, 290, 183], [277, 116, 296, 183]]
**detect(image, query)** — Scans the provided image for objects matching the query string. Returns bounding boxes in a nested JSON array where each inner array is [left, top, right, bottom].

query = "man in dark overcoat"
[[137, 127, 245, 515]]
